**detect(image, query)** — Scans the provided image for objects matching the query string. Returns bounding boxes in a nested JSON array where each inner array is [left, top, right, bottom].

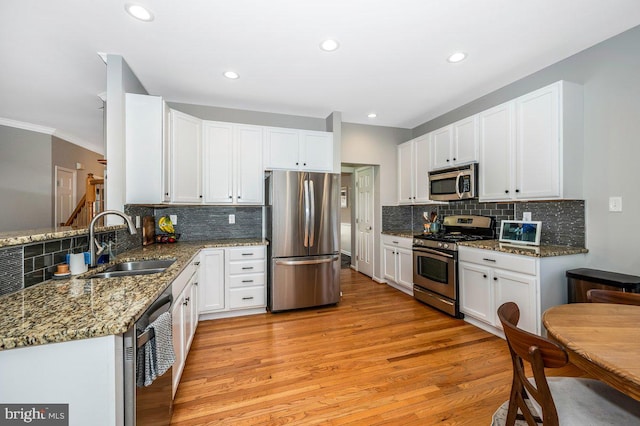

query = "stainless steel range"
[[413, 215, 495, 318]]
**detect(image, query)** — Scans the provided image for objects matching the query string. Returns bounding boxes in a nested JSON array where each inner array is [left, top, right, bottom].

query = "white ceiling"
[[1, 0, 640, 154]]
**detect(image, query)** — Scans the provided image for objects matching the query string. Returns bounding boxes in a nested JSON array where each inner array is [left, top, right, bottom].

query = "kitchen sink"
[[88, 259, 176, 279]]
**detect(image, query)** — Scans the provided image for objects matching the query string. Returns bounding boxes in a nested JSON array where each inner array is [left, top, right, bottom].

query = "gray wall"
[[0, 125, 52, 231], [168, 102, 327, 131], [51, 136, 104, 219], [411, 25, 640, 275]]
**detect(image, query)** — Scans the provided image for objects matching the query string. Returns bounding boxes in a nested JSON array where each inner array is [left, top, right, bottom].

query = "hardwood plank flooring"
[[171, 269, 584, 425]]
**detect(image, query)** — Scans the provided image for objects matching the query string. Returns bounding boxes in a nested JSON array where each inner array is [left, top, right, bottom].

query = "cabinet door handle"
[[303, 163, 307, 166], [193, 261, 200, 266], [194, 281, 198, 286], [482, 258, 496, 263], [228, 195, 233, 199], [242, 279, 254, 283], [242, 296, 254, 300], [505, 190, 509, 194], [446, 158, 450, 162], [515, 189, 520, 193], [238, 195, 241, 199], [483, 274, 487, 278], [453, 157, 456, 161], [242, 266, 254, 270], [493, 277, 498, 281]]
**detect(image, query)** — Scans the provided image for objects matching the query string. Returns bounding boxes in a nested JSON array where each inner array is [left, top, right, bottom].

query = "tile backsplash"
[[134, 205, 263, 241], [382, 199, 585, 247]]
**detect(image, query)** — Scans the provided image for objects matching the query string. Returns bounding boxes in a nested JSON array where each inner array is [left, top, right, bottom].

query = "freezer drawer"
[[269, 255, 340, 312]]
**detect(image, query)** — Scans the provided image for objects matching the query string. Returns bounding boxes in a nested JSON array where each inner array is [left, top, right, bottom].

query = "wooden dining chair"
[[586, 289, 640, 305], [492, 302, 640, 426]]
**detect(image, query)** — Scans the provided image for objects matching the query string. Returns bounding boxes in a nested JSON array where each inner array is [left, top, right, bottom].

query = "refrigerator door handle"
[[275, 255, 338, 266], [303, 179, 310, 247], [309, 179, 315, 247]]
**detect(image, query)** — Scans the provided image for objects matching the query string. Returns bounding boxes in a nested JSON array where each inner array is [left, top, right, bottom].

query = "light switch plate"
[[229, 214, 236, 224], [170, 214, 178, 224], [523, 212, 532, 221], [609, 196, 623, 212]]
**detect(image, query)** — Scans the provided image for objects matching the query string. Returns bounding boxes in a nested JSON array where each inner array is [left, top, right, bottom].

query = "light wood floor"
[[171, 269, 583, 425]]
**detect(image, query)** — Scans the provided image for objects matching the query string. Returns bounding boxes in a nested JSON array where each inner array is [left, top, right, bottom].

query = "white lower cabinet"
[[199, 245, 267, 318], [171, 255, 200, 397], [459, 245, 584, 337], [199, 249, 225, 312], [381, 235, 413, 294]]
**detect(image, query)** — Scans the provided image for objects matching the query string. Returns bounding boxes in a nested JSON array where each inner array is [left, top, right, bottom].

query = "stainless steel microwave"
[[428, 163, 478, 201]]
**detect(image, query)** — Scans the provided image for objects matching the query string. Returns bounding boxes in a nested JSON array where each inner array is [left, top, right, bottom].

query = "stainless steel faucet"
[[89, 210, 137, 267]]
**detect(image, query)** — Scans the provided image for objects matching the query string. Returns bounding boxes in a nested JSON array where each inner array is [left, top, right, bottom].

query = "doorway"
[[54, 166, 76, 226]]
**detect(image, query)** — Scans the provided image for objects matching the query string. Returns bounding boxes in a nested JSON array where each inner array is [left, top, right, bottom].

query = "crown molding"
[[0, 117, 55, 135]]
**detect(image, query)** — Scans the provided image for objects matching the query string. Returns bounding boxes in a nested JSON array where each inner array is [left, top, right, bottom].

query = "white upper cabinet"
[[234, 125, 264, 204], [430, 116, 479, 170], [170, 110, 203, 203], [398, 134, 437, 205], [203, 122, 264, 205], [479, 102, 515, 201], [300, 130, 334, 171], [479, 81, 583, 202], [125, 93, 169, 204], [264, 127, 334, 172], [515, 84, 560, 199]]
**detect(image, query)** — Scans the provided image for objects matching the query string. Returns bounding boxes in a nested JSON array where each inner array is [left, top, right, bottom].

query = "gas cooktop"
[[413, 215, 495, 251]]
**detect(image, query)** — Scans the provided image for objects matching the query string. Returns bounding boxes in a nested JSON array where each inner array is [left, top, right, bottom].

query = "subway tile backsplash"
[[382, 199, 585, 247]]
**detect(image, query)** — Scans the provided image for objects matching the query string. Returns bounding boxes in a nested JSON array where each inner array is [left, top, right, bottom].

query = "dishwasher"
[[123, 284, 174, 425]]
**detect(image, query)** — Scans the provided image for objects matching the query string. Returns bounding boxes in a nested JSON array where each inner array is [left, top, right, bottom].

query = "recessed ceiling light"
[[124, 3, 154, 22], [447, 52, 467, 63], [367, 113, 377, 118], [223, 71, 239, 79], [320, 39, 340, 52]]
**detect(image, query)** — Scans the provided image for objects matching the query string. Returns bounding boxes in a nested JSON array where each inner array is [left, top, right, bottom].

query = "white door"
[[55, 166, 76, 226], [300, 130, 333, 172], [171, 110, 202, 203], [203, 121, 234, 204], [431, 126, 453, 169], [413, 135, 431, 203], [479, 102, 515, 201], [397, 141, 414, 204], [355, 166, 374, 278]]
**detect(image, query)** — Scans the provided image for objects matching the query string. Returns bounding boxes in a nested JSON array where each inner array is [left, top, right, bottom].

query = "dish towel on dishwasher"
[[137, 311, 176, 387]]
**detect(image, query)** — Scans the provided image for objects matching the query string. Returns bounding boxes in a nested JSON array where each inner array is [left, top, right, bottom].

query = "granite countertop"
[[458, 240, 588, 257], [0, 225, 127, 248], [381, 230, 416, 239], [0, 239, 266, 351]]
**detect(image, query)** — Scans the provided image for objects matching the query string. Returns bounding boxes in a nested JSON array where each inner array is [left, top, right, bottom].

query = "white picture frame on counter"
[[499, 220, 542, 246]]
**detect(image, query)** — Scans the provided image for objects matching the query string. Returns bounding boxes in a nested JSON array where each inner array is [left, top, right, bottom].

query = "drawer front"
[[229, 273, 265, 288], [381, 235, 413, 249], [229, 287, 265, 309], [229, 259, 265, 275], [459, 247, 536, 275], [228, 246, 265, 261]]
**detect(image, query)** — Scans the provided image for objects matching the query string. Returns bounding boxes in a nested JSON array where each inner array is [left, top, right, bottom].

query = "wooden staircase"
[[64, 173, 105, 227]]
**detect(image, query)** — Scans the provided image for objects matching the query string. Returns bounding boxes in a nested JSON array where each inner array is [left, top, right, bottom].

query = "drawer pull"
[[241, 253, 254, 256], [242, 267, 254, 270], [482, 258, 497, 263], [392, 241, 399, 244], [242, 280, 254, 283], [242, 296, 254, 300]]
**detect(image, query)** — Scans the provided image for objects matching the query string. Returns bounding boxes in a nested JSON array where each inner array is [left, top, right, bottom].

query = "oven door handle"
[[413, 246, 454, 259]]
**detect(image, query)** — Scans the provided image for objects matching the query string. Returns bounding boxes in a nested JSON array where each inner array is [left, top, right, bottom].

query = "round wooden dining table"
[[543, 303, 640, 401]]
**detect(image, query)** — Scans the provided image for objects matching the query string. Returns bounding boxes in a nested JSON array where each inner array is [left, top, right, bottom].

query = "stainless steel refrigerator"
[[265, 171, 340, 312]]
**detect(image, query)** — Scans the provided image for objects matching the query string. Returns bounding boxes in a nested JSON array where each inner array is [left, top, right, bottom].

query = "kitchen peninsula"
[[0, 238, 266, 426]]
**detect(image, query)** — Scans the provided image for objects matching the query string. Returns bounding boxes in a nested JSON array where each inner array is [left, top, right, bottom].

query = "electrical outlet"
[[609, 196, 623, 212], [523, 212, 532, 221], [229, 214, 236, 224], [170, 214, 178, 224]]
